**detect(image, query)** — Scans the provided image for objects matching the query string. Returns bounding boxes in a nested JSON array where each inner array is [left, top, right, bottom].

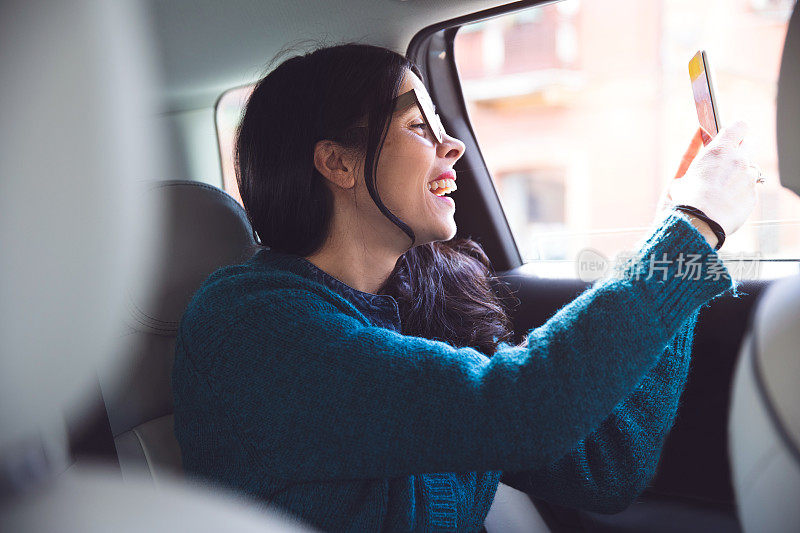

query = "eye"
[[411, 122, 426, 130]]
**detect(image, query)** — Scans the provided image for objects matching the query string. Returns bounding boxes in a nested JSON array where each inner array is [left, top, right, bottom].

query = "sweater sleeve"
[[175, 213, 731, 482], [499, 309, 700, 514]]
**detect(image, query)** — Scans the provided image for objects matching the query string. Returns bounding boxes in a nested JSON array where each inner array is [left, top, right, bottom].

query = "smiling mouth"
[[427, 178, 457, 196]]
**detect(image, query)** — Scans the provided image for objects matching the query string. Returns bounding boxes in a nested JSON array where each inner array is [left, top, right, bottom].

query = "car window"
[[454, 0, 799, 279], [216, 85, 254, 207]]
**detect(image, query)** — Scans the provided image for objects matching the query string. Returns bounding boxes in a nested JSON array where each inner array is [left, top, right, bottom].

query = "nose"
[[437, 130, 466, 163]]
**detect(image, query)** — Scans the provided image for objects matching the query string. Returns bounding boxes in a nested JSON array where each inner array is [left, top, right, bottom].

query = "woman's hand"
[[656, 128, 711, 218], [656, 128, 717, 245], [674, 127, 713, 179], [659, 120, 759, 237]]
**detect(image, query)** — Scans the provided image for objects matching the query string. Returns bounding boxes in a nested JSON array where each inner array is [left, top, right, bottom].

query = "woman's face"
[[360, 69, 466, 249]]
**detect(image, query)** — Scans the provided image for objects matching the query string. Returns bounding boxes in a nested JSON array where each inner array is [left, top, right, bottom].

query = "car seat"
[[728, 3, 800, 532], [98, 180, 257, 484]]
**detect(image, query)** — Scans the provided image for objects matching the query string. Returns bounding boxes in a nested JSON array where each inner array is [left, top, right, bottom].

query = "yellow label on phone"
[[689, 54, 704, 81]]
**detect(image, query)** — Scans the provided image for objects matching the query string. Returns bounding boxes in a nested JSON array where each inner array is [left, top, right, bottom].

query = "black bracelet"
[[674, 204, 726, 250]]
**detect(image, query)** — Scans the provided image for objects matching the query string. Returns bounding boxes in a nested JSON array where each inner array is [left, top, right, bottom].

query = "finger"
[[689, 127, 705, 154], [746, 162, 764, 184], [718, 120, 748, 147], [739, 136, 753, 159], [673, 128, 705, 180]]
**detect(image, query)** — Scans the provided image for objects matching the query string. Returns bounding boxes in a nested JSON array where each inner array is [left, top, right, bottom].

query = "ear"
[[313, 140, 357, 190]]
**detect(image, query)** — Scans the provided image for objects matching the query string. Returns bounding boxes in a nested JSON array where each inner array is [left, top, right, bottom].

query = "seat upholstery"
[[728, 4, 800, 531], [98, 180, 257, 483], [484, 482, 551, 533], [113, 415, 182, 484], [729, 276, 800, 532]]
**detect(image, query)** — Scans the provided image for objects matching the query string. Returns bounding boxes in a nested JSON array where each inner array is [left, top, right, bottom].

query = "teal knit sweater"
[[172, 212, 733, 532]]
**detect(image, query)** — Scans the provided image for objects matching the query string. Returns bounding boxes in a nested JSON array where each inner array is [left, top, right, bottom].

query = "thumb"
[[718, 120, 748, 147]]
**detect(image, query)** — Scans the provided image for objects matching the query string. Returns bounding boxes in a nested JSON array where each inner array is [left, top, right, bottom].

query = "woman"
[[172, 43, 758, 532]]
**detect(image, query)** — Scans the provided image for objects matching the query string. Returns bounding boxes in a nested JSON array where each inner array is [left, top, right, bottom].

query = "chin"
[[445, 224, 457, 241], [434, 220, 457, 243], [413, 217, 457, 246]]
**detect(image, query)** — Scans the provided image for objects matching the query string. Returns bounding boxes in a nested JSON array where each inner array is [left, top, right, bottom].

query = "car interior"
[[2, 0, 799, 532]]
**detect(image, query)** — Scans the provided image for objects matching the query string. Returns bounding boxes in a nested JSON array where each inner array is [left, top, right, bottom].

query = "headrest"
[[750, 275, 800, 454], [778, 4, 800, 196], [0, 0, 161, 451], [128, 181, 257, 336]]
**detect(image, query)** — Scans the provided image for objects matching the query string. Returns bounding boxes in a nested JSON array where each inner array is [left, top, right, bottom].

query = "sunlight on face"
[[368, 69, 466, 248]]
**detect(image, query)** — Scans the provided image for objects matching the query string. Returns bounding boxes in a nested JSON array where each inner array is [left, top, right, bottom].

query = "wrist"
[[685, 215, 719, 249], [672, 205, 725, 250]]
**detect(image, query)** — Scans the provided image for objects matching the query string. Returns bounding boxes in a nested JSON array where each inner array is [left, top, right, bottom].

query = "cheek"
[[375, 138, 433, 212]]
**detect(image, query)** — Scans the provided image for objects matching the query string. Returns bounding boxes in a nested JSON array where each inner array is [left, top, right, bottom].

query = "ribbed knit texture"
[[172, 211, 733, 531]]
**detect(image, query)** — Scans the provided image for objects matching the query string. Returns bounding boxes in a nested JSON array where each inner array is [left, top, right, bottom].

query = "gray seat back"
[[730, 276, 800, 532], [484, 483, 551, 533], [728, 3, 800, 531], [98, 180, 257, 483]]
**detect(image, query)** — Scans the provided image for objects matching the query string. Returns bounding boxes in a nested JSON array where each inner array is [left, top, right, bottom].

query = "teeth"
[[427, 178, 457, 195]]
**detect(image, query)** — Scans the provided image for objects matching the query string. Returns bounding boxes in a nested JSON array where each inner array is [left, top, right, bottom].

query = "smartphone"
[[688, 50, 722, 139]]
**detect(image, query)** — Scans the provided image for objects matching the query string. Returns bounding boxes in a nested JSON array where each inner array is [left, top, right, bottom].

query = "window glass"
[[215, 85, 254, 206], [454, 0, 799, 278]]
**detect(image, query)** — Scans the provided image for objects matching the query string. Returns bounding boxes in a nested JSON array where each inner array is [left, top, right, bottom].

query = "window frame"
[[407, 0, 563, 273]]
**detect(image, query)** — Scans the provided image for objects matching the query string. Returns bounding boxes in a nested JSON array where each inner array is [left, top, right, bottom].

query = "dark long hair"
[[235, 43, 514, 354]]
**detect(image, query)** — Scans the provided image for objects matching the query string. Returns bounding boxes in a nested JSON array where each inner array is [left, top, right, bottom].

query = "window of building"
[[499, 169, 567, 261]]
